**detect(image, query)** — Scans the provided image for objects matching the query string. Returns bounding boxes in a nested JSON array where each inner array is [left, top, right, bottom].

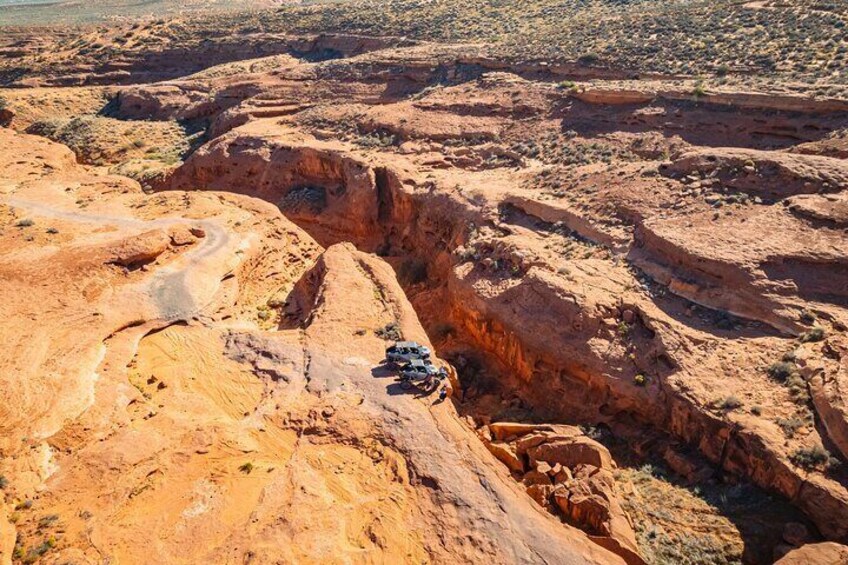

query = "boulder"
[[527, 436, 614, 471], [775, 542, 848, 564], [553, 465, 644, 565], [105, 229, 170, 267], [526, 483, 555, 508], [169, 226, 199, 246], [489, 422, 583, 443], [485, 441, 525, 473], [489, 422, 545, 441], [522, 470, 552, 487]]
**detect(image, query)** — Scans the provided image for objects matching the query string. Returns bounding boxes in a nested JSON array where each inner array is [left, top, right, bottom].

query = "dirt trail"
[[2, 195, 231, 321]]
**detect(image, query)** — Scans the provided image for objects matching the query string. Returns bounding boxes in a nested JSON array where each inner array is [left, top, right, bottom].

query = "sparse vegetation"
[[615, 455, 792, 565], [4, 0, 848, 95], [15, 499, 33, 511], [799, 327, 826, 343], [375, 322, 403, 341], [767, 361, 796, 382], [37, 514, 59, 530], [785, 373, 809, 402], [278, 186, 326, 214], [238, 462, 255, 474], [776, 417, 804, 438], [15, 219, 34, 228], [633, 374, 648, 387], [26, 116, 191, 169], [791, 445, 831, 471], [799, 309, 817, 325], [257, 306, 272, 322], [716, 395, 743, 411]]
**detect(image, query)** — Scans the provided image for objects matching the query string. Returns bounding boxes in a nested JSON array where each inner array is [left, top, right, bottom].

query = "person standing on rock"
[[436, 367, 453, 403]]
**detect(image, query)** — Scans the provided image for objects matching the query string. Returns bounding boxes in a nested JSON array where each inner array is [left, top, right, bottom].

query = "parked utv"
[[398, 359, 447, 392], [385, 341, 431, 365]]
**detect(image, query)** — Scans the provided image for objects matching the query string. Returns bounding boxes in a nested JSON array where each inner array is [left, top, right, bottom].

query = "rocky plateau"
[[1, 2, 848, 564]]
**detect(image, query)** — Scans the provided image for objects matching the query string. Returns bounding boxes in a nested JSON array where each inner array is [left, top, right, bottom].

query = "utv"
[[385, 341, 431, 365]]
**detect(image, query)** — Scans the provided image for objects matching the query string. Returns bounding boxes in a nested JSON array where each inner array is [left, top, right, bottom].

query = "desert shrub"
[[799, 309, 817, 324], [767, 361, 796, 382], [776, 417, 804, 438], [634, 374, 648, 387], [15, 218, 34, 228], [791, 445, 830, 470], [800, 327, 826, 343], [278, 186, 326, 213], [238, 462, 254, 474], [577, 53, 599, 66], [750, 406, 762, 416], [785, 374, 809, 401], [37, 514, 59, 530], [717, 396, 743, 411], [375, 322, 403, 341]]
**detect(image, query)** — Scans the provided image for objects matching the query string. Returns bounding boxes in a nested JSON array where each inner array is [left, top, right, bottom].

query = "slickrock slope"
[[0, 129, 619, 564]]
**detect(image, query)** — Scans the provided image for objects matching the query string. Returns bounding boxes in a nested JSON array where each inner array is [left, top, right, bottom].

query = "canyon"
[[2, 5, 848, 565]]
